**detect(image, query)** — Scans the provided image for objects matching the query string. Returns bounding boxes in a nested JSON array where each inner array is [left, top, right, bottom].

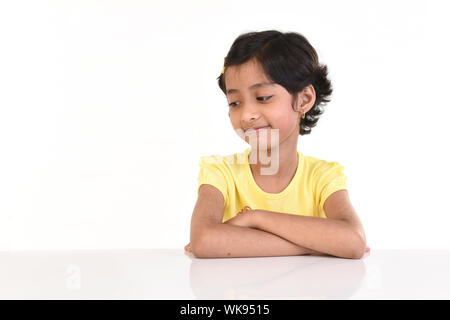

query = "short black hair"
[[217, 30, 333, 135]]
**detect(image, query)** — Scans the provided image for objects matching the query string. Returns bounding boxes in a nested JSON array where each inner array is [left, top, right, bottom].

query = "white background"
[[0, 0, 449, 251]]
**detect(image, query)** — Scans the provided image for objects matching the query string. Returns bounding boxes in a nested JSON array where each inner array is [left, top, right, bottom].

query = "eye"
[[228, 96, 273, 108], [257, 95, 273, 102]]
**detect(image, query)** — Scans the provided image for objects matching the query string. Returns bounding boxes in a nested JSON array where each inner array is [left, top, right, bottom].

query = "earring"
[[301, 112, 305, 119]]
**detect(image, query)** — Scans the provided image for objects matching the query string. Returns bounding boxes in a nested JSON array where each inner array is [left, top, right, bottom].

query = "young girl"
[[185, 30, 369, 259]]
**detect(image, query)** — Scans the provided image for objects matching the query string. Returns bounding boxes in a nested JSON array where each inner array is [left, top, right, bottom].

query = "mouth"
[[245, 126, 271, 135]]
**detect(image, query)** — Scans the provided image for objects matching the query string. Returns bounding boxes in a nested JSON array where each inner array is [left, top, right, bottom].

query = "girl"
[[185, 30, 369, 259]]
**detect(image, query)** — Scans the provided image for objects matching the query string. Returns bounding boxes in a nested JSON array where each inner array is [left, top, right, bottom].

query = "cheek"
[[270, 114, 296, 135], [230, 117, 244, 137], [231, 119, 241, 131]]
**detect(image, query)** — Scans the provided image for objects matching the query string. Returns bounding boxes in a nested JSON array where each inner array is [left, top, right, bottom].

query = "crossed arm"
[[187, 187, 367, 259]]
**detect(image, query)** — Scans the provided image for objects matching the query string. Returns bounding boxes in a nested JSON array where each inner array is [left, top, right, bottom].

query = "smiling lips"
[[245, 126, 270, 134]]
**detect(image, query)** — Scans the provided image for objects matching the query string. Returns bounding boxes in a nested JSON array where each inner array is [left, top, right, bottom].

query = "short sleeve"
[[315, 161, 348, 213], [197, 155, 229, 206]]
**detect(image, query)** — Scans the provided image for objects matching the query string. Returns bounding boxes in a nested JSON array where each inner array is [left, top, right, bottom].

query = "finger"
[[365, 246, 370, 252]]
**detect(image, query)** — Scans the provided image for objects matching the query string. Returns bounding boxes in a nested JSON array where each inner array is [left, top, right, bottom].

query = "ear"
[[300, 84, 316, 111], [295, 84, 316, 115]]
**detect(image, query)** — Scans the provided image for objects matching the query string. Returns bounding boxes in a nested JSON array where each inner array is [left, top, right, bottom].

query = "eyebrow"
[[226, 82, 276, 95]]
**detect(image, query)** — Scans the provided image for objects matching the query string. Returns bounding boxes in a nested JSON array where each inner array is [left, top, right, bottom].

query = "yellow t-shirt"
[[197, 147, 347, 222]]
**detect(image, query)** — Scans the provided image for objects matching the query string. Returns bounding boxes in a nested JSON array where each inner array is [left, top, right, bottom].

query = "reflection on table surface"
[[188, 253, 365, 299], [0, 249, 449, 299]]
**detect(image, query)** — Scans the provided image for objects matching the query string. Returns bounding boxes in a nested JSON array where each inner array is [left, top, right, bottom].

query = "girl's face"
[[224, 58, 304, 149]]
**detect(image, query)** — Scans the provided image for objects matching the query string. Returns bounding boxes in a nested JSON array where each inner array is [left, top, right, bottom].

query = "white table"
[[0, 249, 449, 299]]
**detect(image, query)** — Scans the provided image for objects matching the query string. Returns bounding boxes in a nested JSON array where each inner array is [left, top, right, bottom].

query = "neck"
[[248, 132, 299, 181]]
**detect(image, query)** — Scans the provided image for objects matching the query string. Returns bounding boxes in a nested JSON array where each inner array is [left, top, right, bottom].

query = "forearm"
[[253, 211, 366, 259], [192, 223, 321, 258]]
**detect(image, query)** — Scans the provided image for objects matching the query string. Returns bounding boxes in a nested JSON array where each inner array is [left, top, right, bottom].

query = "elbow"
[[191, 241, 207, 258], [190, 231, 211, 259], [348, 230, 367, 259]]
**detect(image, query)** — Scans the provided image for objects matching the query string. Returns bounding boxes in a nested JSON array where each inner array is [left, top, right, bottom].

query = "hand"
[[224, 207, 257, 228], [239, 206, 252, 214], [184, 207, 258, 252]]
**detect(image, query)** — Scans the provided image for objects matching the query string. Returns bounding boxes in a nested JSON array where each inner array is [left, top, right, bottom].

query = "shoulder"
[[199, 154, 225, 166], [198, 149, 247, 169], [301, 153, 346, 179]]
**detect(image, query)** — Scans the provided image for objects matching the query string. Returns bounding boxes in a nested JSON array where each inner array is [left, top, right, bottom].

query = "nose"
[[240, 100, 261, 125]]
